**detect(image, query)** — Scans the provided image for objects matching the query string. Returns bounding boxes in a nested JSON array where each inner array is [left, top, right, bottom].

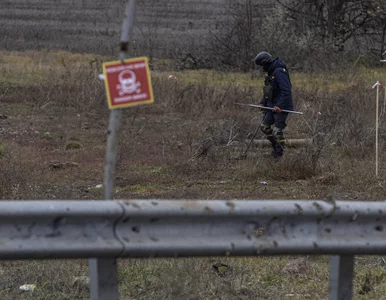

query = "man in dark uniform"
[[254, 51, 293, 158]]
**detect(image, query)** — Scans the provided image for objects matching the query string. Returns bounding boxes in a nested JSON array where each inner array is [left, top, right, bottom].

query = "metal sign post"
[[89, 1, 137, 299]]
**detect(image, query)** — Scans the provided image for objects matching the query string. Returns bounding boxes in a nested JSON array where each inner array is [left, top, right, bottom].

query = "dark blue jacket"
[[262, 58, 293, 111]]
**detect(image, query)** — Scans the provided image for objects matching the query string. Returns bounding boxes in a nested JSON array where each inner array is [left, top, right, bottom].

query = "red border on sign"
[[102, 57, 154, 109]]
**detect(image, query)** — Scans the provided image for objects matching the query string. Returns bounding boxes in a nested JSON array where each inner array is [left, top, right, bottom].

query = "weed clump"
[[65, 141, 83, 150], [40, 132, 53, 140]]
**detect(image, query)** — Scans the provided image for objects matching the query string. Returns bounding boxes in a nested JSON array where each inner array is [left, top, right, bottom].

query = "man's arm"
[[275, 68, 292, 110], [259, 97, 267, 106]]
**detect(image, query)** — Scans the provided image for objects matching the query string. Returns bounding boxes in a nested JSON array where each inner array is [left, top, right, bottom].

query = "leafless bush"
[[146, 75, 376, 179], [151, 77, 255, 116], [145, 78, 258, 167]]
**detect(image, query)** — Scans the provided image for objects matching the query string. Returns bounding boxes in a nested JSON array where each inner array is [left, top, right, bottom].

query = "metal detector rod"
[[89, 1, 137, 300], [235, 103, 304, 115], [241, 113, 266, 159]]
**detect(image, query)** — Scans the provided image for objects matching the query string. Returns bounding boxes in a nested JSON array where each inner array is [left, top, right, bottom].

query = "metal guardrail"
[[1, 199, 385, 300]]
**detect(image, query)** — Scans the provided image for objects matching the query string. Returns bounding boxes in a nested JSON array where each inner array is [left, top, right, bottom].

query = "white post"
[[372, 81, 382, 177]]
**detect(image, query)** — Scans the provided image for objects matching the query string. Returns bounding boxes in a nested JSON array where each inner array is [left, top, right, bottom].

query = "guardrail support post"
[[89, 258, 119, 300], [329, 255, 355, 300]]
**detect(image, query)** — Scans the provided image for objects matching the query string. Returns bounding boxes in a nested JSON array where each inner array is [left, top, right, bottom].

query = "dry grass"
[[2, 256, 386, 299], [2, 50, 386, 298]]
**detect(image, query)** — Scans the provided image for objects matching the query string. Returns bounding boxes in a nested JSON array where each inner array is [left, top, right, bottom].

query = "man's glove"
[[273, 106, 282, 113]]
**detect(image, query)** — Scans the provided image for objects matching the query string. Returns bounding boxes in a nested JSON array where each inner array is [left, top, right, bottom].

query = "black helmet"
[[254, 51, 272, 66]]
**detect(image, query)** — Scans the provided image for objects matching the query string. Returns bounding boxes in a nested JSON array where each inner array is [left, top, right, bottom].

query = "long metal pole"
[[89, 1, 137, 299], [235, 102, 304, 115], [376, 84, 379, 177]]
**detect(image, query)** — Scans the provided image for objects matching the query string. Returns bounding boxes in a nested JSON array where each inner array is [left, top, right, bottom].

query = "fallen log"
[[245, 138, 313, 148]]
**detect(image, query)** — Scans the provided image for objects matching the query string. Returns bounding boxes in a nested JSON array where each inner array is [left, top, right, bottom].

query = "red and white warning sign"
[[102, 57, 154, 109]]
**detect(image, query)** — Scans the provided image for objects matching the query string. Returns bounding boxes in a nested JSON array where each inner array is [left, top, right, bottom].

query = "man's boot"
[[267, 134, 278, 158], [273, 127, 285, 158], [274, 140, 285, 157], [264, 129, 278, 157]]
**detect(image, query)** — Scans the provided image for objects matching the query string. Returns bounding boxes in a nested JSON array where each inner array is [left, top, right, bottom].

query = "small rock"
[[50, 162, 64, 170], [95, 184, 103, 189], [260, 181, 268, 185], [19, 284, 36, 292]]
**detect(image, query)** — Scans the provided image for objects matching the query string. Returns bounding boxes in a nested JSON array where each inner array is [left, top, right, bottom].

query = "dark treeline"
[[1, 0, 385, 71], [165, 0, 386, 71]]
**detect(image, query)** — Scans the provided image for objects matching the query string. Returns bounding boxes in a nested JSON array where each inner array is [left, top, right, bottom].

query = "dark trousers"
[[261, 111, 289, 157]]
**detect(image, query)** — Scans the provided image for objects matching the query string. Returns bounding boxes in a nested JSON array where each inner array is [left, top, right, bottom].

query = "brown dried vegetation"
[[1, 0, 386, 298]]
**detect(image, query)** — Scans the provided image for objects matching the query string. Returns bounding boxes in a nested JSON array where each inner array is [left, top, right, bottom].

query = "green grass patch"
[[124, 183, 162, 194], [40, 132, 53, 140], [3, 50, 386, 94], [135, 166, 166, 175], [0, 50, 108, 87]]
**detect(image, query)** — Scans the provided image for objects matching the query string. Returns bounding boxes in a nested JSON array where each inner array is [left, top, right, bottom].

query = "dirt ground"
[[2, 49, 386, 299]]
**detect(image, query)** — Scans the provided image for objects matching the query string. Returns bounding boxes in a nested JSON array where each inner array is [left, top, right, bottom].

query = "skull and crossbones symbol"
[[116, 70, 141, 96]]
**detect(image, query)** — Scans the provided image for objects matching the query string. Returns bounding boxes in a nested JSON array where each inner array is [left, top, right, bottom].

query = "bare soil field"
[[0, 0, 233, 55]]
